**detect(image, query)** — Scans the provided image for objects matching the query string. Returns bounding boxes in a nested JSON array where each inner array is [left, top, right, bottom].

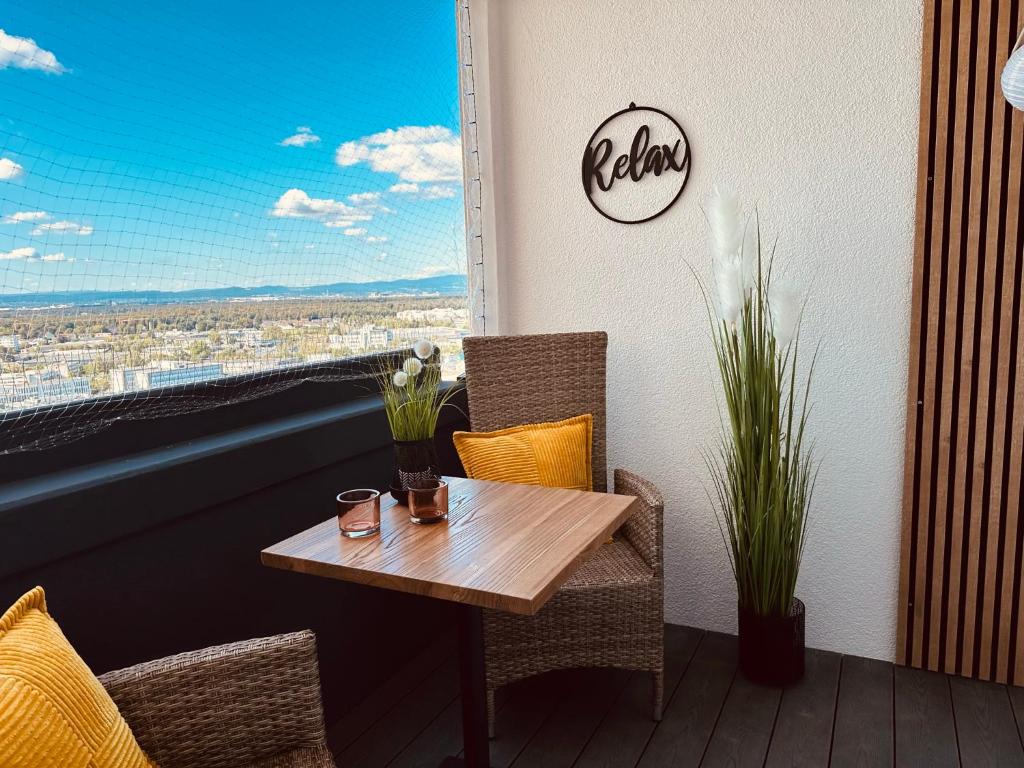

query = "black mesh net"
[[0, 1, 472, 453]]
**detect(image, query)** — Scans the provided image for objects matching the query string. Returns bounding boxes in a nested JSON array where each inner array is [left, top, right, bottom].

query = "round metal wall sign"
[[581, 102, 691, 224]]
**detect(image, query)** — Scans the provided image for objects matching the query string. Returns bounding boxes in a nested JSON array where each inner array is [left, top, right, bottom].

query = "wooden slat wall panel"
[[898, 0, 1024, 684]]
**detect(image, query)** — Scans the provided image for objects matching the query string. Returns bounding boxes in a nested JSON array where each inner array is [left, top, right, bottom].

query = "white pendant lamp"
[[1003, 26, 1024, 110]]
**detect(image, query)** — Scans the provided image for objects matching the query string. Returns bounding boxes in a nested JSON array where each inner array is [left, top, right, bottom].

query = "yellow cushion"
[[453, 414, 593, 492], [0, 587, 156, 768]]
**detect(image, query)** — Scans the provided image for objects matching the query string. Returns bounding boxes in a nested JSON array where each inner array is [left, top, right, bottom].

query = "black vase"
[[737, 598, 805, 687], [390, 438, 440, 504]]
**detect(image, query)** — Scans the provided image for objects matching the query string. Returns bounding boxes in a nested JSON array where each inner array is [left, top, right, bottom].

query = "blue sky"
[[0, 0, 466, 295]]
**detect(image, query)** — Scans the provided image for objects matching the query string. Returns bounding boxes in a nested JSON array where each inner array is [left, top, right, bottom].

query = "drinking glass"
[[336, 489, 381, 537], [408, 478, 449, 524]]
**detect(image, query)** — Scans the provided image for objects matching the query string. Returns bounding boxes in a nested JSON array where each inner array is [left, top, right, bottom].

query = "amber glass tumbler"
[[336, 489, 381, 537], [408, 478, 449, 524]]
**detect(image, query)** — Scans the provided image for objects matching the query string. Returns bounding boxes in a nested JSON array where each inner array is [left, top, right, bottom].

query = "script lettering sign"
[[581, 102, 691, 224]]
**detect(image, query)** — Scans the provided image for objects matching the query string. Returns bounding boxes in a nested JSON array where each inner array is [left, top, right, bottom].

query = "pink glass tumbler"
[[336, 489, 381, 538]]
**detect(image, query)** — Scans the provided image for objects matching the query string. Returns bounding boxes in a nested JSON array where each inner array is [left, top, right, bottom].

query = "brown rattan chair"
[[462, 331, 665, 736], [99, 630, 335, 768]]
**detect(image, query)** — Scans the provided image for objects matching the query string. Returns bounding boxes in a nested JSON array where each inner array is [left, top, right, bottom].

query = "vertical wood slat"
[[963, 0, 996, 680], [898, 0, 1024, 685], [979, 0, 1014, 682], [938, 0, 973, 674], [945, 0, 979, 676], [900, 0, 942, 672], [995, 8, 1024, 682]]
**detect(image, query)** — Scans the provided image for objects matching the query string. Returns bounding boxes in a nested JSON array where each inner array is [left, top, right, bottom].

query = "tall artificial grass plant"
[[698, 187, 819, 619]]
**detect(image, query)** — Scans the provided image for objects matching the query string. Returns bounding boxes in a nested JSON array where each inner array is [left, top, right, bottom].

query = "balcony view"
[[0, 0, 469, 414]]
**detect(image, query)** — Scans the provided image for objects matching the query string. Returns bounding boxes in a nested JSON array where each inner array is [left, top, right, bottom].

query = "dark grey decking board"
[[893, 665, 958, 768], [830, 655, 895, 768], [327, 635, 449, 755], [509, 666, 630, 767], [764, 649, 842, 768], [480, 670, 576, 767], [700, 671, 782, 767], [573, 625, 703, 768], [950, 676, 1024, 767], [1009, 684, 1024, 743], [387, 698, 462, 768], [635, 632, 738, 768], [336, 658, 458, 768], [326, 624, 1008, 767]]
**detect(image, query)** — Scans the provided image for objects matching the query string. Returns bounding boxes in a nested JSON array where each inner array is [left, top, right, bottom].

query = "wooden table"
[[261, 476, 638, 768]]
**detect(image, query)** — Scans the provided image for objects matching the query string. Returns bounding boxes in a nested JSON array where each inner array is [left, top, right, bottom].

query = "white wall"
[[478, 0, 923, 660]]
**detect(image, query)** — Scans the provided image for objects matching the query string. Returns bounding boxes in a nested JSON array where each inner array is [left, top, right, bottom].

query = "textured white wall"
[[481, 0, 923, 660]]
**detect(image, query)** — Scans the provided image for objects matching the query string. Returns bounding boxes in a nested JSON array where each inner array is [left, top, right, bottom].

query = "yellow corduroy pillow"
[[0, 587, 156, 768], [453, 413, 593, 492]]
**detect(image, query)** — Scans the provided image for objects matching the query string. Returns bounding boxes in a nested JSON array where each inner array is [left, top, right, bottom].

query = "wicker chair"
[[98, 630, 335, 768], [462, 331, 665, 736]]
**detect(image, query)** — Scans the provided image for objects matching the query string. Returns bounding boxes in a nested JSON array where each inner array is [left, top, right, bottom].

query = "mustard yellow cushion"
[[0, 587, 156, 768], [453, 414, 593, 491]]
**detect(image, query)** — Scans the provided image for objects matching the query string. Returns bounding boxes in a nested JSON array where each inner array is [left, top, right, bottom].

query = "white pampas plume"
[[713, 255, 746, 324], [768, 279, 801, 347], [707, 185, 744, 262]]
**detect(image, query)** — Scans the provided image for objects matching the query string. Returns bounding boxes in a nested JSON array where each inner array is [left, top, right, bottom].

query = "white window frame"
[[457, 0, 500, 335]]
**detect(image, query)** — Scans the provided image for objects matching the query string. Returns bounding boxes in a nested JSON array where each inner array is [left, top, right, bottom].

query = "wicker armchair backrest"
[[99, 631, 327, 768], [462, 331, 608, 492]]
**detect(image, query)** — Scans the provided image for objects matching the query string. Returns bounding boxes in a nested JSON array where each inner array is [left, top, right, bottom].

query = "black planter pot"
[[390, 438, 440, 505], [737, 598, 805, 687]]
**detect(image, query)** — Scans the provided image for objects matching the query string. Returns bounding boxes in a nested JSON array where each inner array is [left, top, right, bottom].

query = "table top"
[[260, 476, 638, 615]]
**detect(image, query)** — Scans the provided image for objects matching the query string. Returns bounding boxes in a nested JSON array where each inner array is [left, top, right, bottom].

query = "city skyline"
[[0, 0, 467, 295]]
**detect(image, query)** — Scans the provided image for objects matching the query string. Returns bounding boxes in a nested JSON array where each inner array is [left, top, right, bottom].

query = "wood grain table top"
[[260, 476, 638, 615]]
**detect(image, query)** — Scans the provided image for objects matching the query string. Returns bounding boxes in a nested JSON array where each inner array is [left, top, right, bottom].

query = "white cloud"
[[348, 192, 380, 203], [365, 235, 389, 243], [336, 125, 462, 183], [335, 143, 369, 166], [279, 126, 320, 147], [388, 182, 456, 200], [271, 188, 373, 228], [3, 210, 48, 223], [0, 29, 66, 74], [422, 185, 456, 199], [31, 220, 92, 236], [1, 246, 74, 262], [0, 246, 36, 260], [0, 158, 24, 180], [369, 126, 454, 144], [343, 227, 367, 237]]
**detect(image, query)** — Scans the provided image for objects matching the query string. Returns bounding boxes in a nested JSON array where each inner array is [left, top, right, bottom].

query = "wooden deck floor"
[[327, 625, 1024, 767]]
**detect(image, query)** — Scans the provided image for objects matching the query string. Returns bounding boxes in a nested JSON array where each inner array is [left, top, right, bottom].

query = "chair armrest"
[[614, 468, 664, 575], [98, 630, 327, 768]]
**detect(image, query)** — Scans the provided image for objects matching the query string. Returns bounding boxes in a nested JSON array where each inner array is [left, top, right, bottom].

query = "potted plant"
[[697, 187, 819, 687], [379, 339, 463, 503]]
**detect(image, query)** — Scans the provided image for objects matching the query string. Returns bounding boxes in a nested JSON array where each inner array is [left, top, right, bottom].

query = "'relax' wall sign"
[[581, 102, 691, 224]]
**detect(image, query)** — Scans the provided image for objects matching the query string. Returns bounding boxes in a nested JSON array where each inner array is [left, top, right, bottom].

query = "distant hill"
[[0, 274, 468, 309]]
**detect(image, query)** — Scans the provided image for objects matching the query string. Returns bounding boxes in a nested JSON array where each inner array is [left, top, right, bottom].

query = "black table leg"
[[440, 603, 491, 767]]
